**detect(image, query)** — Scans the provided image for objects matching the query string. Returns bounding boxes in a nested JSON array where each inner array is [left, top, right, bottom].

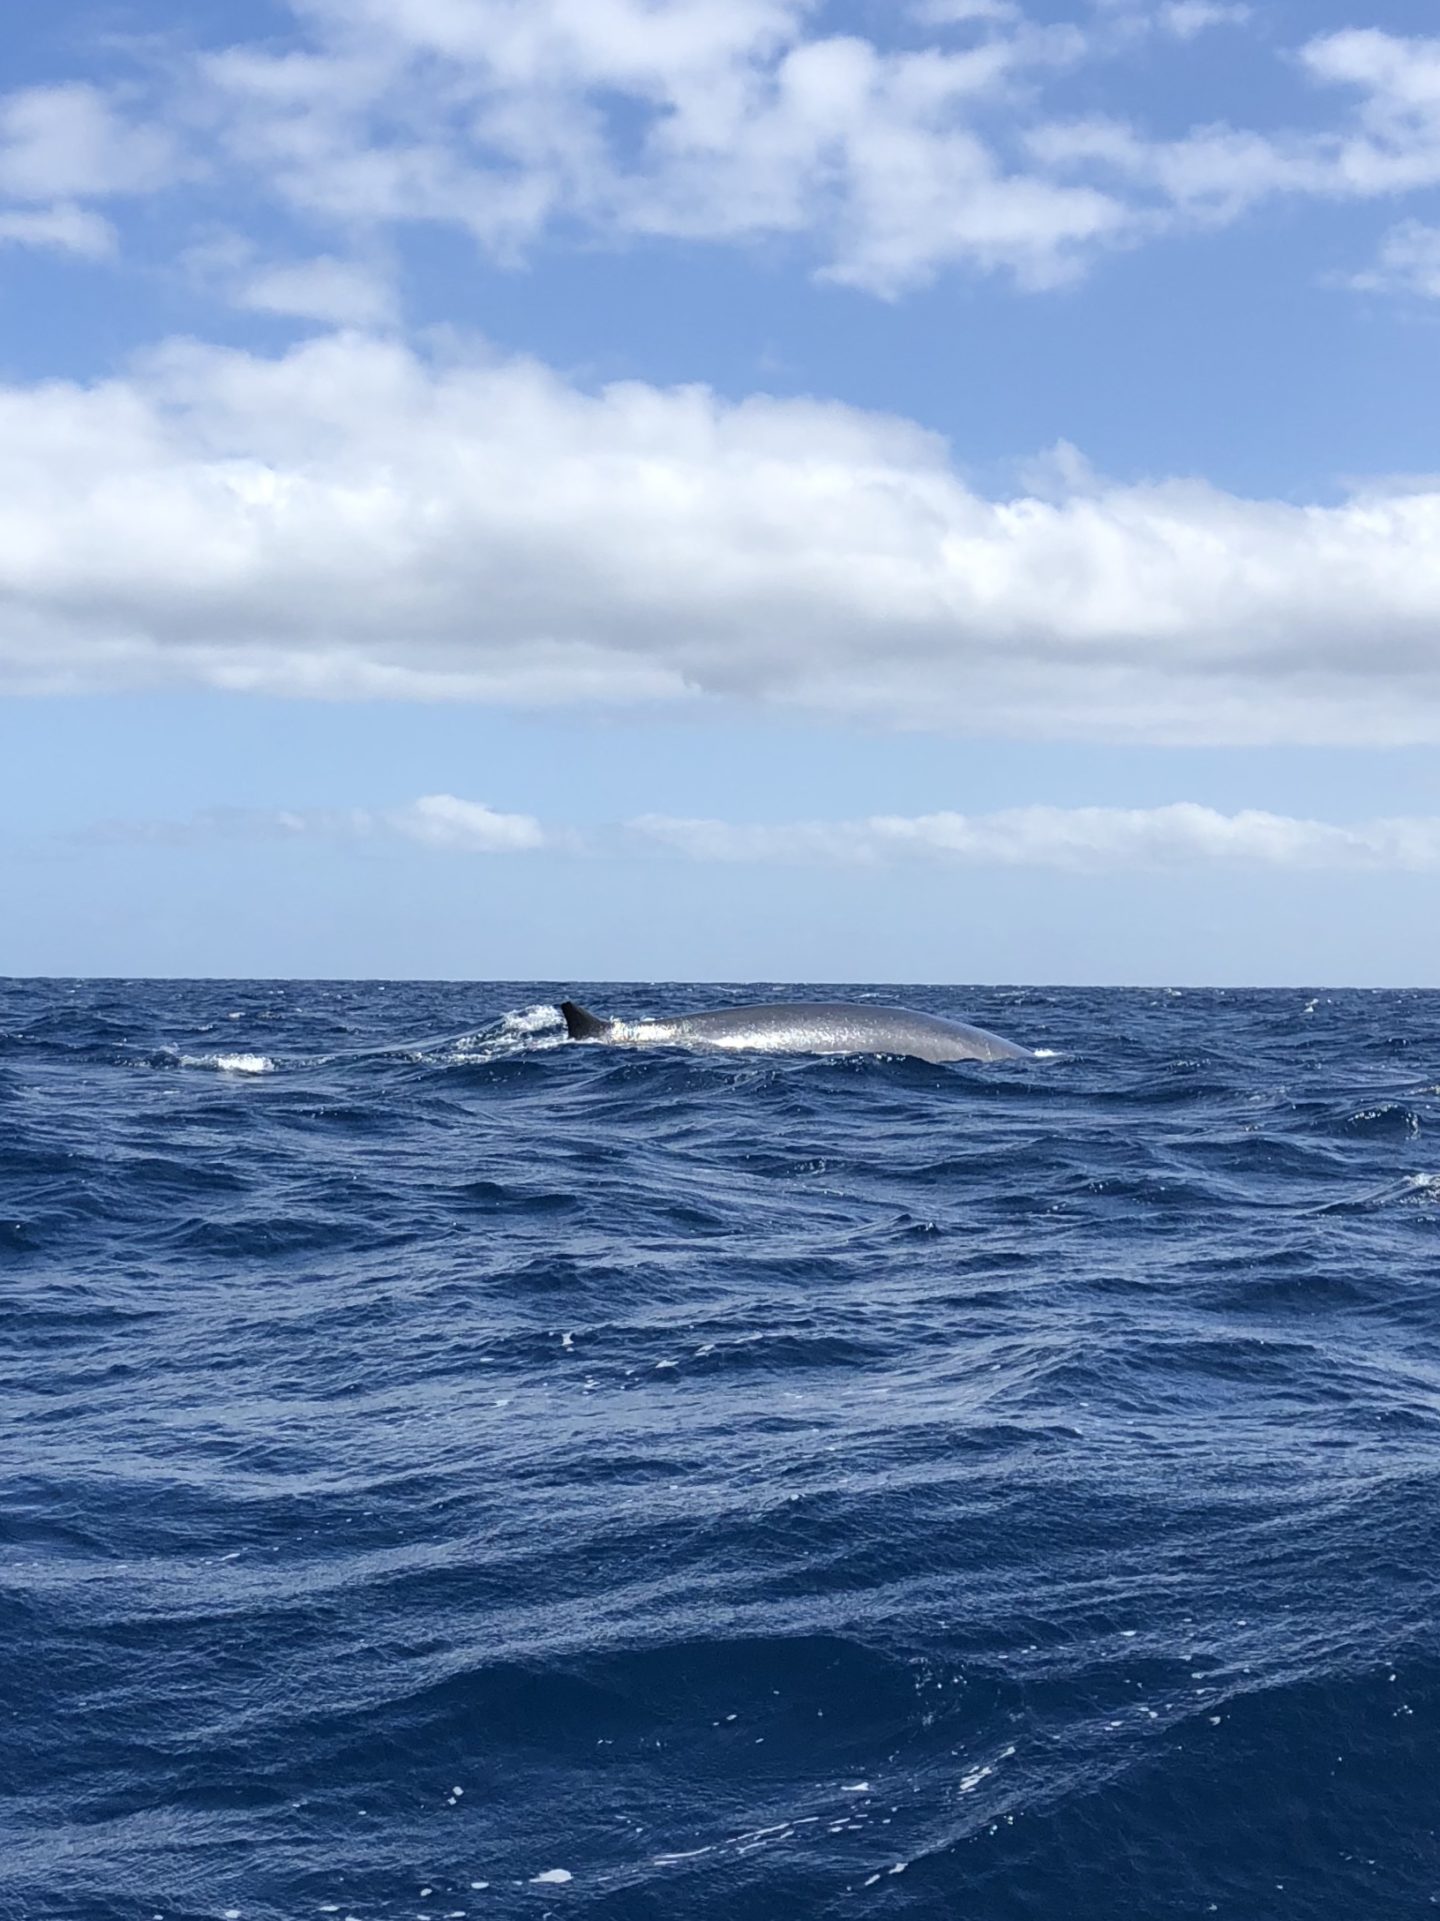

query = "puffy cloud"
[[0, 84, 179, 201], [9, 332, 1440, 743], [389, 794, 547, 851], [1348, 219, 1440, 299], [613, 25, 1119, 293], [1158, 3, 1249, 41], [191, 0, 1122, 294], [8, 9, 1440, 298], [183, 233, 399, 326], [238, 255, 398, 327], [181, 10, 1440, 294], [0, 81, 178, 272], [0, 203, 115, 257]]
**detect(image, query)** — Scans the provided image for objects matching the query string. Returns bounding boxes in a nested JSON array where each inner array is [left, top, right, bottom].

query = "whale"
[[559, 999, 1032, 1064]]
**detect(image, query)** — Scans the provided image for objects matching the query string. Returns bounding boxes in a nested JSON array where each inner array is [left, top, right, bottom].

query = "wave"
[[4, 978, 1440, 1919], [177, 1050, 277, 1074]]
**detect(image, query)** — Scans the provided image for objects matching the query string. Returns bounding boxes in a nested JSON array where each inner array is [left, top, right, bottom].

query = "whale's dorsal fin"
[[560, 1000, 610, 1041]]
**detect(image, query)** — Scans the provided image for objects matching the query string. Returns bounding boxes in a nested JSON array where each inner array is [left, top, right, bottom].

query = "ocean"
[[2, 978, 1438, 1921]]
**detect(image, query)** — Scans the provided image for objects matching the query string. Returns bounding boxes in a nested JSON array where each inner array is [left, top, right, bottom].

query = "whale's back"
[[560, 999, 1030, 1063]]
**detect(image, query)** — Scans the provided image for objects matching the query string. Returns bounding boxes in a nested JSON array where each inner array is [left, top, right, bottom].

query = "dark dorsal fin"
[[560, 1000, 609, 1041]]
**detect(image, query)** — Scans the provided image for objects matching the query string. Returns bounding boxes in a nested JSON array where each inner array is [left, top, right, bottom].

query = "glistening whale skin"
[[559, 999, 1032, 1064]]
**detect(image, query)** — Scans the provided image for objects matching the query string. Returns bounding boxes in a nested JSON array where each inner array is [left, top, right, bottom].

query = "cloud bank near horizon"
[[89, 795, 1440, 874]]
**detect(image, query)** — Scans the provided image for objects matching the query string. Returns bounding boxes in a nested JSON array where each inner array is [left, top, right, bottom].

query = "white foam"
[[530, 1869, 572, 1885], [429, 1004, 568, 1064], [959, 1743, 1015, 1793], [499, 1003, 566, 1038], [180, 1052, 275, 1075]]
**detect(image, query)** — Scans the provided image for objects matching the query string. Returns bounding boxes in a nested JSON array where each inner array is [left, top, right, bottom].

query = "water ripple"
[[1, 980, 1438, 1920]]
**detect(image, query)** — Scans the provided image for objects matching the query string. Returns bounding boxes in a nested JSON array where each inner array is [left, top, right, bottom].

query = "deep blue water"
[[3, 979, 1439, 1921]]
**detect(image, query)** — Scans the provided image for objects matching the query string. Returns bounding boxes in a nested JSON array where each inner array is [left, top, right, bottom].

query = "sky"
[[3, 0, 1440, 984]]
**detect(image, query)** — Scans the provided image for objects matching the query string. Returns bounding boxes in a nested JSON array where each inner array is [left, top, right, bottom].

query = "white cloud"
[[0, 81, 181, 272], [1348, 219, 1440, 298], [11, 332, 1440, 743], [91, 795, 1440, 873], [1158, 3, 1249, 42], [0, 83, 179, 200], [6, 10, 1440, 302], [0, 203, 115, 257], [183, 234, 398, 327], [1034, 27, 1440, 227], [631, 805, 1440, 871], [389, 794, 547, 851], [238, 255, 398, 327], [910, 1, 1023, 26], [184, 10, 1440, 294], [1027, 114, 1319, 223], [94, 794, 547, 852], [9, 9, 1440, 299], [191, 0, 1122, 294]]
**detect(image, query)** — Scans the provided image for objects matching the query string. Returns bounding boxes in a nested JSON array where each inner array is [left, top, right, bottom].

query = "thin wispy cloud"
[[182, 233, 400, 327], [1035, 29, 1440, 228], [630, 805, 1440, 871], [88, 796, 1440, 875], [90, 796, 548, 854], [1158, 3, 1250, 42], [238, 256, 398, 329]]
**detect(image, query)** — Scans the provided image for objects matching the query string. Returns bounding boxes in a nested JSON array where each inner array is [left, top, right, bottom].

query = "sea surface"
[[3, 979, 1439, 1921]]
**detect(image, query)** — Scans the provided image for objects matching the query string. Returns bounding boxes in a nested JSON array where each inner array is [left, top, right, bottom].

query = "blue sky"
[[3, 0, 1440, 983]]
